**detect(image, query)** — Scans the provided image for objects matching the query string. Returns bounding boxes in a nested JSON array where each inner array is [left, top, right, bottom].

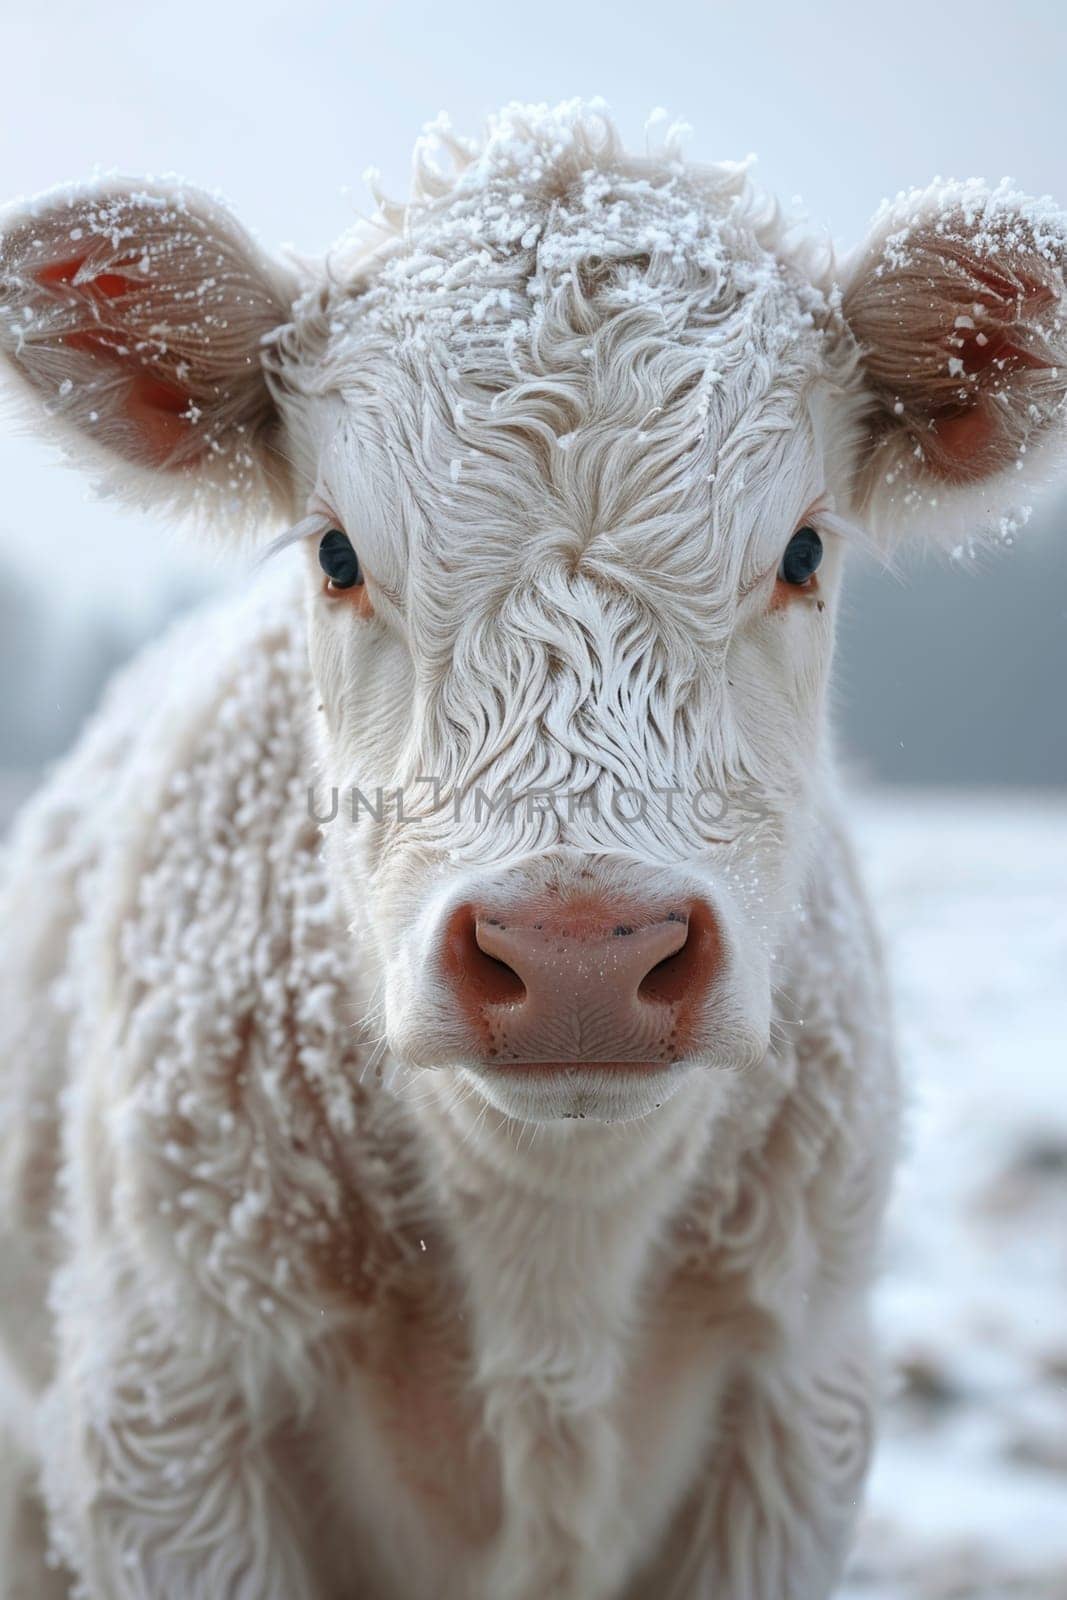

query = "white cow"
[[0, 102, 1063, 1600]]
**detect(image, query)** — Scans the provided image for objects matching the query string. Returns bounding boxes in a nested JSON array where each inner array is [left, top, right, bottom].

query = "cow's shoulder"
[[9, 573, 421, 1372]]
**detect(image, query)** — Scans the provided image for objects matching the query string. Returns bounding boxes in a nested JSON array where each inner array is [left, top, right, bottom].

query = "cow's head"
[[4, 106, 1065, 1125]]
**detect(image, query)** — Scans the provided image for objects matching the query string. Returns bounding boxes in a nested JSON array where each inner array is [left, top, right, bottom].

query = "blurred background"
[[1, 3, 1065, 1595]]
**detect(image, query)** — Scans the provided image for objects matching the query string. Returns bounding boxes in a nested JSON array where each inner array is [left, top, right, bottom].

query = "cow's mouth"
[[481, 1060, 673, 1072], [460, 1056, 693, 1125]]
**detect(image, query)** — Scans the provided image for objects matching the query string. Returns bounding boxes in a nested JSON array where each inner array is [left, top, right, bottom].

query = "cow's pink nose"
[[442, 899, 721, 1065]]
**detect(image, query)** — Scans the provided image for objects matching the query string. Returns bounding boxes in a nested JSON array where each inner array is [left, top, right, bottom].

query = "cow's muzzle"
[[439, 891, 722, 1067]]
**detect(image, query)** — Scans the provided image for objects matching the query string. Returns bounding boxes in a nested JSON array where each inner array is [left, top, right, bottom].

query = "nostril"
[[473, 923, 527, 1005], [638, 902, 722, 1006], [443, 906, 526, 1006]]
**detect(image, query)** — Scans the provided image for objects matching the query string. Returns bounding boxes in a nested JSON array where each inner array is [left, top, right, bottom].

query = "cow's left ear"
[[0, 179, 298, 524], [842, 180, 1067, 543]]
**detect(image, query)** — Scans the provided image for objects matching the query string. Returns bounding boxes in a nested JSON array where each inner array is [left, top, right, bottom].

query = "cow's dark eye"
[[318, 528, 363, 590], [778, 526, 823, 586]]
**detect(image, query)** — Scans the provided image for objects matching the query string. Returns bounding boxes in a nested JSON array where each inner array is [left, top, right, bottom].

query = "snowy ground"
[[843, 792, 1067, 1600], [1, 780, 1063, 1592]]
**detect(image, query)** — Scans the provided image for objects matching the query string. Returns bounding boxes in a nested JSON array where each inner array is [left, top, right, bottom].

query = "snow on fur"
[[0, 100, 1066, 1600]]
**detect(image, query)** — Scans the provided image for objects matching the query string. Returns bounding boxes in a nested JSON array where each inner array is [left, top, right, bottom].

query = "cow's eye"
[[778, 526, 823, 586], [318, 528, 363, 590]]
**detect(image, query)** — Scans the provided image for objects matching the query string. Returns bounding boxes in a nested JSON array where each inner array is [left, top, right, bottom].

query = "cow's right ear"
[[842, 180, 1067, 546], [0, 179, 299, 524]]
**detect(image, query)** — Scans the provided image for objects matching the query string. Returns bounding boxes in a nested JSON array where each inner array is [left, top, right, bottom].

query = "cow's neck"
[[419, 1068, 718, 1273], [397, 1071, 722, 1594], [412, 1068, 721, 1393]]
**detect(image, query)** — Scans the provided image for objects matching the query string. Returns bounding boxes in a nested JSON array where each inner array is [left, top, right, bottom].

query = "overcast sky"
[[2, 0, 1065, 780]]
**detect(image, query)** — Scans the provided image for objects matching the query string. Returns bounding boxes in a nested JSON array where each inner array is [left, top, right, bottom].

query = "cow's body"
[[1, 102, 1064, 1599], [0, 575, 892, 1599]]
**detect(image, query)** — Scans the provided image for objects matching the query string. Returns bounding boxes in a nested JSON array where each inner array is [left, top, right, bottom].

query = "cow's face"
[[282, 146, 857, 1124], [4, 107, 1066, 1124]]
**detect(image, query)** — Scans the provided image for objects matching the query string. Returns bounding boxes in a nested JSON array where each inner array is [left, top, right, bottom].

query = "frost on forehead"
[[312, 99, 836, 368], [266, 102, 847, 610]]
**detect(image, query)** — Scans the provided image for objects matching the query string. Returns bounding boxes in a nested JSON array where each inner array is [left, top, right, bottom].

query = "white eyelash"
[[816, 506, 881, 561], [258, 513, 332, 566]]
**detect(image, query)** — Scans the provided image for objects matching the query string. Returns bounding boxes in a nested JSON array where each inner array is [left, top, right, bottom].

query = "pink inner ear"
[[930, 405, 999, 463], [36, 256, 140, 300], [935, 325, 1049, 462], [948, 325, 1050, 380], [946, 262, 1053, 379], [932, 264, 1054, 467], [36, 255, 197, 464]]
